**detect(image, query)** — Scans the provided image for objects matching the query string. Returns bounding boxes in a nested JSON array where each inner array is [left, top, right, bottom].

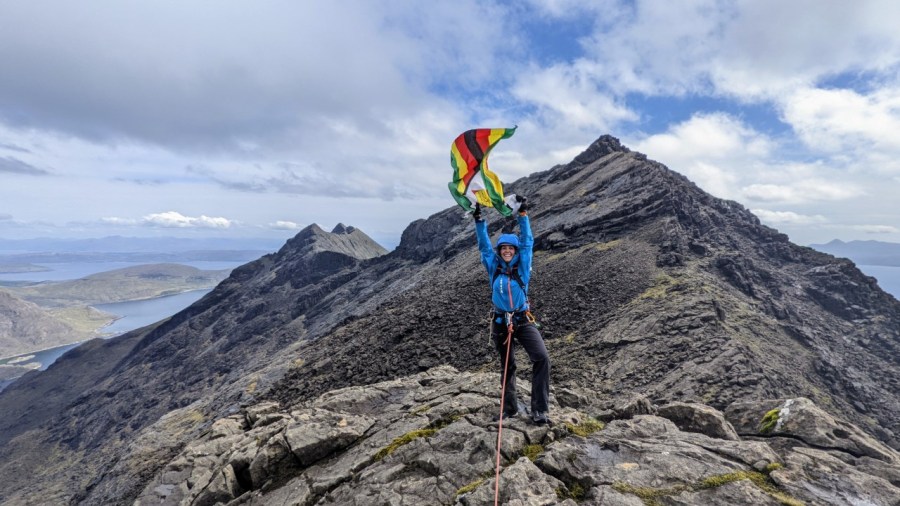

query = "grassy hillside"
[[0, 291, 86, 358], [6, 263, 231, 308]]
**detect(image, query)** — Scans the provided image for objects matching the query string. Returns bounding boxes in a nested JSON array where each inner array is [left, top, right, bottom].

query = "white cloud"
[[638, 113, 772, 159], [573, 0, 732, 96], [512, 61, 638, 130], [0, 1, 518, 155], [751, 209, 827, 225], [1, 0, 899, 248], [525, 0, 900, 103], [100, 217, 138, 225], [632, 113, 874, 210], [851, 224, 900, 234], [142, 211, 233, 229], [0, 155, 50, 175], [743, 179, 864, 204], [714, 1, 900, 99], [781, 86, 900, 158], [631, 113, 772, 199], [742, 184, 795, 203], [269, 220, 301, 230], [525, 0, 620, 18]]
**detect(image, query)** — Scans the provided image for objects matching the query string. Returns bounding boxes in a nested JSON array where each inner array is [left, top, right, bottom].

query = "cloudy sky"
[[2, 0, 899, 249]]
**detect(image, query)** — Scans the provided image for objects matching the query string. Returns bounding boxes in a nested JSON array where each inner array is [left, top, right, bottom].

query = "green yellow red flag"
[[448, 127, 517, 216]]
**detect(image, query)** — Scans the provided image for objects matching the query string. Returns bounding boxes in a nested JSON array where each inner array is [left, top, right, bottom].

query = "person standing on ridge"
[[473, 196, 551, 425]]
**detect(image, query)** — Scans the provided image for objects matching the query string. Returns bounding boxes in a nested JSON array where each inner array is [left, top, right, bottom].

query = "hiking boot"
[[532, 411, 551, 425], [493, 409, 522, 422], [493, 399, 529, 422]]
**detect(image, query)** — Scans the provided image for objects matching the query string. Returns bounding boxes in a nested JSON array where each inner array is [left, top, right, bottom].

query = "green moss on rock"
[[565, 418, 605, 437], [556, 482, 586, 501], [522, 444, 544, 462], [758, 408, 781, 434], [373, 415, 458, 461], [374, 428, 437, 461], [456, 477, 485, 496], [613, 469, 804, 506]]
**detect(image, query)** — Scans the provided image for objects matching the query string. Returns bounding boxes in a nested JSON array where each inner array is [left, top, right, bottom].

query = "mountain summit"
[[1, 135, 898, 504]]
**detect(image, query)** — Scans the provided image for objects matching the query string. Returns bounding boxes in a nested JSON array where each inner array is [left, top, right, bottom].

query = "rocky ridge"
[[133, 366, 900, 505], [0, 135, 898, 504]]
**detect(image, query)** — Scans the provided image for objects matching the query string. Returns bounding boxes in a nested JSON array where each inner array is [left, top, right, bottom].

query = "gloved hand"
[[473, 203, 482, 222], [515, 195, 528, 214]]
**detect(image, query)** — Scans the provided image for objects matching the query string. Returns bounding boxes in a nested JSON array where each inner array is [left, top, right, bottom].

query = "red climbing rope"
[[494, 318, 514, 506], [494, 272, 518, 506]]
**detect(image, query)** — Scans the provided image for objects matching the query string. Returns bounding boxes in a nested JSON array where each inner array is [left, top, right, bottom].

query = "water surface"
[[0, 260, 243, 283], [858, 264, 900, 300], [96, 289, 212, 335]]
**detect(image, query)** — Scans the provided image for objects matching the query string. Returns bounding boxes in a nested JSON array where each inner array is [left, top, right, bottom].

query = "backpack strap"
[[492, 262, 527, 296]]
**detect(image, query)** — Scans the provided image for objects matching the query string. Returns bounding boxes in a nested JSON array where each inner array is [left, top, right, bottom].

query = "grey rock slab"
[[283, 408, 375, 467], [537, 415, 783, 503], [244, 401, 280, 427], [456, 457, 575, 506], [324, 417, 507, 505], [772, 447, 900, 506], [598, 394, 657, 422], [657, 401, 740, 440], [230, 477, 313, 506], [193, 464, 243, 506], [247, 433, 294, 489], [577, 485, 645, 506], [726, 397, 900, 463], [660, 479, 783, 505]]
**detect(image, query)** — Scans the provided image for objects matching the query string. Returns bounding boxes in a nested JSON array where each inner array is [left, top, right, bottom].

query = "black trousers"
[[492, 321, 550, 415]]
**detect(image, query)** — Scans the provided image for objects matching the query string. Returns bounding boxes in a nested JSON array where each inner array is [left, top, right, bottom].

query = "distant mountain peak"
[[331, 223, 356, 235], [282, 223, 386, 262], [571, 134, 630, 166]]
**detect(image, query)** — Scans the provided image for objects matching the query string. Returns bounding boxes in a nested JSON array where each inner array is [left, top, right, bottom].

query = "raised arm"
[[474, 206, 495, 274], [516, 213, 534, 287]]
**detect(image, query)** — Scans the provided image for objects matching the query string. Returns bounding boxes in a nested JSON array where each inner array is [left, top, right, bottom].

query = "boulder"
[[539, 415, 785, 505], [726, 397, 900, 463], [456, 457, 576, 506], [283, 408, 374, 467], [657, 402, 740, 440], [597, 393, 656, 422], [772, 447, 900, 506]]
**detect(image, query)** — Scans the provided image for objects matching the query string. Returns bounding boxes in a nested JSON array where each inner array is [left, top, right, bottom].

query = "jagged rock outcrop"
[[1, 134, 899, 505], [132, 366, 900, 505]]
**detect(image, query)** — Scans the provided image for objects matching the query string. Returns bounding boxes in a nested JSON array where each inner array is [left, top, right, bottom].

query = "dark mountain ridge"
[[0, 135, 898, 504]]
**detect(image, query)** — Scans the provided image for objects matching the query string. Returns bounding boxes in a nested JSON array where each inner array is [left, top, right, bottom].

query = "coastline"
[[1, 288, 212, 363], [0, 340, 87, 364]]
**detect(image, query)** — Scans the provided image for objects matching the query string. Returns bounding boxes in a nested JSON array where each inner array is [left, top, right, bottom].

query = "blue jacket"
[[475, 215, 534, 312]]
